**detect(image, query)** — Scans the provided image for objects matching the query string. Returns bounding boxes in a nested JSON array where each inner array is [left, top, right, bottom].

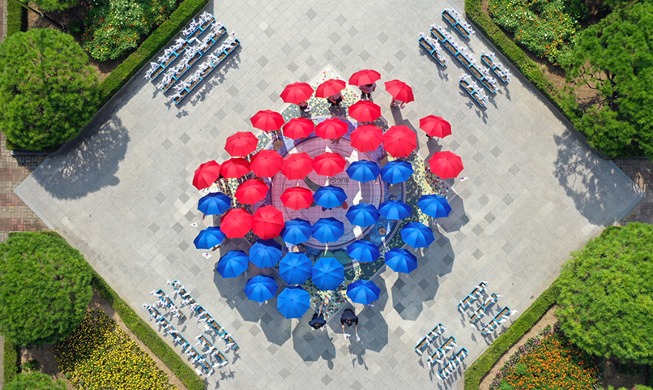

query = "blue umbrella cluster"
[[401, 222, 435, 248], [347, 240, 380, 263], [279, 253, 312, 285], [418, 194, 451, 218], [379, 200, 412, 220], [277, 286, 310, 318], [346, 279, 381, 305], [381, 161, 413, 184], [244, 275, 278, 302], [385, 248, 418, 274], [312, 257, 345, 290], [312, 217, 344, 243], [346, 203, 379, 227]]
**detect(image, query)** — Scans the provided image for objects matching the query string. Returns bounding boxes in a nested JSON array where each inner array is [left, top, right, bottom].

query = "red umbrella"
[[225, 131, 258, 157], [220, 208, 252, 238], [282, 117, 314, 139], [351, 125, 383, 152], [280, 187, 314, 210], [282, 153, 314, 180], [220, 158, 250, 179], [250, 109, 285, 132], [315, 79, 346, 98], [428, 151, 464, 179], [313, 152, 346, 176], [280, 82, 314, 104], [315, 118, 349, 140], [348, 101, 381, 123], [383, 126, 417, 158], [235, 178, 268, 204], [384, 80, 415, 103], [348, 69, 381, 86], [192, 161, 221, 190], [252, 205, 285, 239], [250, 150, 283, 177], [419, 115, 452, 139]]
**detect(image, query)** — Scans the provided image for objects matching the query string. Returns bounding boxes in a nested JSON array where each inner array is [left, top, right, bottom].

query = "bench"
[[418, 36, 446, 67]]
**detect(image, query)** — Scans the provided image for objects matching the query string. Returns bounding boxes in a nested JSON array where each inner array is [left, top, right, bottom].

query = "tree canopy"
[[556, 223, 653, 364], [0, 232, 93, 346], [25, 0, 79, 12], [5, 372, 67, 390], [0, 28, 98, 151]]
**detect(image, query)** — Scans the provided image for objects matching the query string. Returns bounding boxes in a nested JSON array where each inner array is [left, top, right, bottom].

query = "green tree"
[[0, 28, 98, 151], [24, 0, 79, 12], [561, 2, 653, 157], [556, 223, 653, 364], [0, 232, 93, 346], [5, 372, 67, 390]]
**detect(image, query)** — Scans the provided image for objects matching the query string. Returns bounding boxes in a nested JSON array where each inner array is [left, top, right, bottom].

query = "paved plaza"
[[15, 0, 644, 388]]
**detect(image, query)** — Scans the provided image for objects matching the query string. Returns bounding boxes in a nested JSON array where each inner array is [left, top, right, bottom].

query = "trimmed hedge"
[[3, 338, 20, 384], [6, 0, 26, 37], [98, 0, 209, 106], [91, 273, 204, 390], [464, 282, 560, 389]]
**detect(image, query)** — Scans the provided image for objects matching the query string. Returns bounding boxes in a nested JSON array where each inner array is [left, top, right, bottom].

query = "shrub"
[[3, 339, 19, 384], [24, 0, 78, 12], [6, 0, 25, 36], [5, 372, 67, 390]]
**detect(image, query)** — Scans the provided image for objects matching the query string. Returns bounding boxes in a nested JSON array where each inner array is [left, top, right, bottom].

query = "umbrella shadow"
[[291, 318, 337, 365], [343, 288, 390, 356], [436, 193, 468, 233]]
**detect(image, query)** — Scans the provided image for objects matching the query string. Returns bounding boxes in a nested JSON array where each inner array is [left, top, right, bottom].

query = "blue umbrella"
[[314, 185, 347, 209], [346, 279, 381, 305], [279, 253, 312, 285], [244, 275, 278, 302], [346, 203, 379, 227], [197, 192, 232, 215], [378, 200, 412, 220], [417, 194, 452, 218], [249, 239, 283, 268], [312, 217, 345, 243], [312, 257, 345, 290], [215, 250, 249, 278], [400, 222, 435, 248], [346, 240, 380, 263], [346, 160, 380, 183], [277, 286, 311, 318], [193, 226, 226, 249], [380, 161, 414, 184], [280, 218, 312, 245], [385, 248, 418, 274]]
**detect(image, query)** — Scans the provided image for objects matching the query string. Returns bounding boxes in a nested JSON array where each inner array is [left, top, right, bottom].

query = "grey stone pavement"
[[15, 0, 644, 388]]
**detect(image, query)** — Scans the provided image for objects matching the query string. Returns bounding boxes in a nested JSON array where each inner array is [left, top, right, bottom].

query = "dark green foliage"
[[0, 29, 99, 151], [3, 339, 19, 384], [5, 372, 67, 390], [6, 0, 25, 36], [0, 232, 93, 346], [25, 0, 78, 12], [557, 223, 653, 364]]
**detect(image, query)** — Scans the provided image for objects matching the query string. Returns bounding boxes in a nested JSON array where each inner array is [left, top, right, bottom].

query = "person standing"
[[340, 308, 359, 340], [298, 100, 311, 112], [359, 83, 376, 101], [309, 304, 327, 330], [327, 92, 343, 107]]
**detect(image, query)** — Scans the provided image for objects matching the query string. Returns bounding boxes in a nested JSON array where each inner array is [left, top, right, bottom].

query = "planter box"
[[418, 37, 446, 67]]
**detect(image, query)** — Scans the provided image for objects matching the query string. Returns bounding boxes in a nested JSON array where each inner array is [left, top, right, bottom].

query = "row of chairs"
[[414, 323, 446, 356], [468, 292, 500, 324], [418, 33, 446, 67], [151, 289, 186, 321], [427, 336, 457, 366], [480, 51, 511, 83], [457, 281, 488, 312], [438, 348, 468, 380], [481, 306, 515, 336], [441, 8, 474, 39]]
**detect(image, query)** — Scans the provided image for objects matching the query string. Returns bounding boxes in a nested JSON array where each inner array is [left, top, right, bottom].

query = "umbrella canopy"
[[385, 248, 418, 274], [384, 79, 415, 102], [348, 69, 381, 86], [225, 131, 258, 157], [315, 79, 346, 98], [280, 187, 313, 210], [314, 185, 347, 209], [193, 226, 226, 249], [250, 109, 284, 131], [350, 125, 383, 152], [400, 222, 435, 248], [419, 115, 452, 139], [313, 152, 346, 176], [220, 157, 250, 179], [312, 257, 345, 290], [348, 100, 381, 122], [279, 252, 312, 285], [347, 240, 380, 263], [244, 275, 278, 302], [220, 208, 253, 238], [277, 286, 311, 318], [418, 194, 452, 218], [197, 192, 231, 215], [215, 250, 249, 278], [428, 151, 464, 179], [280, 218, 312, 245], [252, 205, 284, 239], [280, 82, 314, 104], [380, 160, 414, 184], [282, 117, 314, 139], [250, 150, 283, 177], [193, 161, 221, 190], [378, 200, 412, 220], [346, 160, 380, 182], [346, 203, 379, 227], [315, 118, 349, 140], [249, 239, 283, 268], [282, 153, 314, 180], [347, 279, 381, 305], [235, 178, 268, 205], [312, 217, 345, 243], [383, 126, 417, 158]]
